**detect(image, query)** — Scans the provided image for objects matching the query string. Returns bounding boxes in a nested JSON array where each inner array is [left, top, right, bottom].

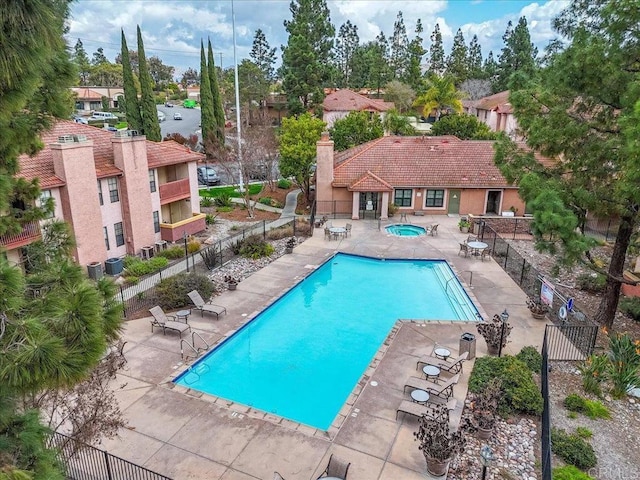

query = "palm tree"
[[414, 75, 465, 122]]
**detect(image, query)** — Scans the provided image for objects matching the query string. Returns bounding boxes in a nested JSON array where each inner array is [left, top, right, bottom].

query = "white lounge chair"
[[187, 290, 227, 319], [149, 306, 191, 336]]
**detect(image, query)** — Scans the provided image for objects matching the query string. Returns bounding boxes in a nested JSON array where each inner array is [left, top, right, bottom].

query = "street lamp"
[[183, 231, 189, 273], [480, 444, 493, 480], [497, 309, 509, 357]]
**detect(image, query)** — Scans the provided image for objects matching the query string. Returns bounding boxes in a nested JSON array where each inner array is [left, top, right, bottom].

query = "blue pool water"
[[385, 224, 426, 236], [174, 253, 479, 430]]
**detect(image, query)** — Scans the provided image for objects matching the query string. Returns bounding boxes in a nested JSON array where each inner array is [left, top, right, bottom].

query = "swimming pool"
[[385, 224, 426, 236], [174, 253, 480, 430]]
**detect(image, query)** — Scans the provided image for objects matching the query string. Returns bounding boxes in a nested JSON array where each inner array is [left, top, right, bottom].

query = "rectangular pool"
[[174, 253, 480, 430]]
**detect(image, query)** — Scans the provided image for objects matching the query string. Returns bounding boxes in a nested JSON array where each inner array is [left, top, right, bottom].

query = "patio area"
[[103, 215, 548, 479]]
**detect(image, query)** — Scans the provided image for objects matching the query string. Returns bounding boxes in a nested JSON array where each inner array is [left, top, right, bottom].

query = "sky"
[[67, 0, 570, 77]]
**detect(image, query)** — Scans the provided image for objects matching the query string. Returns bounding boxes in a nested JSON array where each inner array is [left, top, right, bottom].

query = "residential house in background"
[[462, 91, 520, 139], [315, 133, 549, 220], [71, 87, 125, 114], [322, 89, 395, 128], [2, 121, 205, 271]]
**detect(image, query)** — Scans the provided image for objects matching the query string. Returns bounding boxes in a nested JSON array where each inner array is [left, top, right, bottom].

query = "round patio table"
[[422, 364, 441, 382], [411, 389, 430, 404], [467, 241, 488, 256], [434, 347, 451, 360], [176, 309, 191, 323]]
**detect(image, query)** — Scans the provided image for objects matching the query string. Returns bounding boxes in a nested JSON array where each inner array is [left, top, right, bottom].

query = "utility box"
[[105, 257, 123, 275], [459, 332, 476, 360], [87, 262, 103, 280]]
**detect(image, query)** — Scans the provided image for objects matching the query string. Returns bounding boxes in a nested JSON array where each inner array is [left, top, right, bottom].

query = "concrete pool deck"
[[103, 216, 547, 479]]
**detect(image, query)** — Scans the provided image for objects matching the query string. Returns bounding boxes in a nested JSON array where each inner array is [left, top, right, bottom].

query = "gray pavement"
[[105, 215, 548, 480]]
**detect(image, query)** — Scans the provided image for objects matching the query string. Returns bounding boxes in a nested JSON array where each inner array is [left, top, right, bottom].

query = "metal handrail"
[[191, 331, 210, 353], [180, 339, 199, 360]]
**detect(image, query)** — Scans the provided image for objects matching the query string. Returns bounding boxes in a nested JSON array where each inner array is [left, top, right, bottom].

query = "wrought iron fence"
[[315, 200, 353, 218], [540, 329, 552, 480], [48, 432, 172, 480], [118, 218, 302, 318]]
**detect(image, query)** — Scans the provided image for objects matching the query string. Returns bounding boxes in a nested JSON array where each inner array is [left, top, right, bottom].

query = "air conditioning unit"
[[155, 240, 167, 253], [129, 130, 141, 136], [57, 135, 75, 144], [87, 262, 103, 280], [141, 246, 154, 260]]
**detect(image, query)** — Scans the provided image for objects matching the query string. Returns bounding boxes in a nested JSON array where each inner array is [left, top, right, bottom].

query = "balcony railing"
[[160, 213, 206, 242], [0, 221, 41, 249], [158, 178, 190, 205]]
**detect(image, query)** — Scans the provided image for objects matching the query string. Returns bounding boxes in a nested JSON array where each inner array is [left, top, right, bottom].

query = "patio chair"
[[317, 454, 350, 479], [324, 226, 331, 240], [458, 242, 469, 257], [403, 373, 461, 399], [429, 224, 439, 236], [417, 351, 469, 374], [481, 247, 492, 262], [187, 290, 227, 319], [466, 235, 478, 244], [395, 398, 457, 421], [149, 306, 191, 336], [345, 223, 352, 237]]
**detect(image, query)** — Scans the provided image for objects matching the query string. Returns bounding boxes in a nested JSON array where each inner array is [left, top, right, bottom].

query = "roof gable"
[[348, 170, 393, 192], [323, 89, 394, 113]]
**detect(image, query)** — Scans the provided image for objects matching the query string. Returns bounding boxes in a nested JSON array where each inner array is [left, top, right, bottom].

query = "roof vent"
[[73, 135, 87, 143], [114, 130, 130, 138], [57, 135, 75, 144], [129, 130, 141, 136], [429, 145, 436, 151]]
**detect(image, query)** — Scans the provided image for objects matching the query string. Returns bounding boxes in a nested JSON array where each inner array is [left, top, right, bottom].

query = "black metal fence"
[[541, 329, 552, 480], [118, 218, 302, 318], [584, 216, 619, 242], [315, 200, 353, 218], [48, 432, 172, 480]]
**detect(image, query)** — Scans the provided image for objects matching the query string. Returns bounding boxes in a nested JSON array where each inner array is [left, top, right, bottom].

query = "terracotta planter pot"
[[227, 282, 237, 291], [477, 426, 493, 440], [285, 247, 293, 254], [425, 457, 450, 477], [486, 344, 499, 355], [531, 311, 547, 320]]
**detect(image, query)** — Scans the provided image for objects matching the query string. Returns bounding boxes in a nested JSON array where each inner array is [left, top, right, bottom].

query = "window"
[[394, 189, 412, 207], [153, 211, 160, 233], [114, 222, 124, 247], [149, 169, 156, 193], [425, 189, 445, 208], [104, 226, 110, 250], [97, 180, 103, 205], [39, 190, 54, 218], [108, 178, 119, 203]]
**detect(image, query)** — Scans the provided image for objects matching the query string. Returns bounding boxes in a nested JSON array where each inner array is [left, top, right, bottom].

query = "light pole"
[[498, 309, 509, 357], [231, 0, 244, 193], [480, 444, 493, 480], [183, 231, 189, 272]]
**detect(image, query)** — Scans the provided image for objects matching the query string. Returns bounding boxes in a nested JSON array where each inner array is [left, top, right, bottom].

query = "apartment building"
[[2, 120, 206, 270]]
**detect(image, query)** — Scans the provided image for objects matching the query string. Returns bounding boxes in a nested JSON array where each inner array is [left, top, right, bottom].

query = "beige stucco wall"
[[315, 133, 335, 215], [100, 177, 127, 259], [51, 140, 108, 266]]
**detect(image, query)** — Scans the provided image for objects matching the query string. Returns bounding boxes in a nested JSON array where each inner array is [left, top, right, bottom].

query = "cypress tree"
[[207, 38, 225, 145], [137, 25, 161, 141], [120, 30, 142, 133], [199, 40, 215, 151]]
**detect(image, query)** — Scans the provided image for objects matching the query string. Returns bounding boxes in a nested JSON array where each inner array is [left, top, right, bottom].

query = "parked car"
[[157, 111, 166, 122], [173, 112, 182, 120], [197, 166, 219, 186], [165, 102, 174, 107], [90, 111, 118, 121], [72, 115, 88, 124]]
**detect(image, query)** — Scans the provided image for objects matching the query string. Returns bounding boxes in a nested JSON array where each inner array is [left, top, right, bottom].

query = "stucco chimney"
[[315, 131, 334, 206]]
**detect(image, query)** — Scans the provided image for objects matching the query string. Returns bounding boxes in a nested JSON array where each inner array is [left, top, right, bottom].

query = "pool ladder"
[[180, 331, 210, 360]]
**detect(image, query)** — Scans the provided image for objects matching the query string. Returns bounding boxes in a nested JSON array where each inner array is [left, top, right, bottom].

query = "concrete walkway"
[[104, 215, 548, 480]]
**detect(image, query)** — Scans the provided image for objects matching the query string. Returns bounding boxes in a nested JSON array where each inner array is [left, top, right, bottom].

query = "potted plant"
[[466, 378, 502, 440], [414, 405, 466, 476], [527, 296, 549, 320], [284, 237, 296, 254], [388, 203, 399, 217], [224, 275, 239, 291], [458, 218, 471, 233], [477, 313, 513, 355]]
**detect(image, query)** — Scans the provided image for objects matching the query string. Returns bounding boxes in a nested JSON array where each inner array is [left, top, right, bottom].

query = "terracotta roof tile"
[[17, 121, 203, 187], [332, 135, 549, 189], [323, 89, 394, 112], [474, 90, 511, 111], [71, 87, 104, 100], [348, 170, 393, 192]]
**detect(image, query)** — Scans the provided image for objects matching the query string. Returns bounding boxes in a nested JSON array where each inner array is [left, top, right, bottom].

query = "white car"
[[157, 111, 166, 122], [173, 112, 182, 120]]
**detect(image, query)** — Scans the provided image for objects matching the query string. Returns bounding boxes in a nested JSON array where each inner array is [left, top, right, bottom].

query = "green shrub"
[[123, 256, 168, 277], [552, 465, 594, 479], [187, 239, 201, 254], [217, 206, 233, 213], [215, 193, 233, 207], [619, 296, 640, 321], [259, 197, 273, 206], [156, 246, 185, 260], [576, 272, 606, 293], [551, 428, 597, 470], [122, 255, 140, 268], [205, 213, 217, 225], [468, 356, 543, 416], [267, 225, 294, 240], [563, 393, 610, 419], [277, 178, 292, 189], [516, 346, 542, 373], [607, 332, 640, 398], [239, 235, 274, 259], [200, 197, 213, 208], [155, 273, 214, 310], [575, 427, 593, 439], [564, 394, 586, 413], [578, 354, 609, 396]]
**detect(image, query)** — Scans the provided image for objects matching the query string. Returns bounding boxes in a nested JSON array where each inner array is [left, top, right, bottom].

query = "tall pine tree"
[[334, 20, 359, 88], [121, 30, 142, 133], [428, 23, 445, 75], [72, 39, 91, 86], [137, 26, 161, 141], [467, 34, 484, 79], [280, 0, 335, 114], [208, 38, 225, 144], [199, 41, 215, 151], [389, 11, 409, 80], [250, 29, 277, 82], [404, 19, 425, 91], [494, 16, 538, 92], [446, 28, 468, 85]]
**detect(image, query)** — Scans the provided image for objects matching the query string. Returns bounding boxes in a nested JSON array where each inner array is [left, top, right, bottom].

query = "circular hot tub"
[[385, 224, 426, 237]]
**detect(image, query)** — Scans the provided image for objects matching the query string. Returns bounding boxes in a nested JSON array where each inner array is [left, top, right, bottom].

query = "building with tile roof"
[[71, 87, 125, 113], [2, 121, 206, 271], [322, 89, 395, 128], [462, 90, 519, 139], [315, 133, 548, 220]]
